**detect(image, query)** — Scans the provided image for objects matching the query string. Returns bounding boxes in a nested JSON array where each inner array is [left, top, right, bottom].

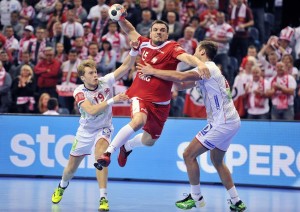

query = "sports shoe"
[[175, 193, 205, 210], [94, 162, 103, 171], [97, 152, 111, 167], [118, 145, 132, 167], [51, 183, 68, 204], [99, 197, 109, 211], [229, 200, 247, 211]]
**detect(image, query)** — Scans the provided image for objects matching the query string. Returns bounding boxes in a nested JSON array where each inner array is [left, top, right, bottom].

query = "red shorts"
[[130, 98, 170, 139]]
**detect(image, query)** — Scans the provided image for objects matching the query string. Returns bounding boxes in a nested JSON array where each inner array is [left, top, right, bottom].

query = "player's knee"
[[183, 149, 193, 162], [141, 138, 156, 146], [130, 116, 146, 130]]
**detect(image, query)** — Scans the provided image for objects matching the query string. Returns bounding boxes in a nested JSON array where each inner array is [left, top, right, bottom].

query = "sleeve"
[[171, 42, 186, 58], [73, 87, 86, 105], [288, 75, 297, 89], [102, 73, 115, 87]]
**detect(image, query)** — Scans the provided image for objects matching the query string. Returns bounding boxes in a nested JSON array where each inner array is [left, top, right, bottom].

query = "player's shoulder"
[[74, 84, 85, 93]]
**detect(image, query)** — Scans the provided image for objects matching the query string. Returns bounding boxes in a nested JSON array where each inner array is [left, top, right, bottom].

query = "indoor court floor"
[[0, 177, 299, 212]]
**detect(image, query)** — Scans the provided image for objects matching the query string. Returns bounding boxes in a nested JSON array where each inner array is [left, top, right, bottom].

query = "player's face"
[[82, 67, 99, 89], [150, 24, 169, 46]]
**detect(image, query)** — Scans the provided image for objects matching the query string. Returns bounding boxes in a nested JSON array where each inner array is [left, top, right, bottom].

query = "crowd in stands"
[[0, 0, 300, 120]]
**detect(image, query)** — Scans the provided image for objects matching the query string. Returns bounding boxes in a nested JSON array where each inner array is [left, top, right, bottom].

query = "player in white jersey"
[[51, 56, 136, 211], [138, 40, 246, 212]]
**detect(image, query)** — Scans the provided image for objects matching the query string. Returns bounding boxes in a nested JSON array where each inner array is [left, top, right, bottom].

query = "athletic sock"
[[190, 183, 202, 200], [100, 188, 107, 199], [124, 133, 144, 151], [59, 179, 69, 188], [106, 124, 135, 154], [227, 186, 240, 204]]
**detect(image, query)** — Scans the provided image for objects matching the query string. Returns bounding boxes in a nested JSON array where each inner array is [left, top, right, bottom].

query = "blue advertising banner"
[[0, 115, 299, 188]]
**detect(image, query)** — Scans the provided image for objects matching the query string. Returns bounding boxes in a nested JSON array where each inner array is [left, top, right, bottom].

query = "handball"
[[108, 4, 127, 21]]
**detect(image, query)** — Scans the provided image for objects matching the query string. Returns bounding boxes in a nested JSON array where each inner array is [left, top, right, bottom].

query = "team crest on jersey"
[[200, 123, 212, 136], [75, 92, 85, 103], [102, 128, 111, 136], [151, 57, 158, 64], [104, 88, 110, 95]]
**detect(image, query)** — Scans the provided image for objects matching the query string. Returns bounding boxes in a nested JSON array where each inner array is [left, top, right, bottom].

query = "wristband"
[[106, 98, 114, 106], [129, 49, 139, 56]]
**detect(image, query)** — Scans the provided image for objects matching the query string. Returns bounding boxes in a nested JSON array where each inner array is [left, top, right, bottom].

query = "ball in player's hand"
[[108, 4, 127, 22]]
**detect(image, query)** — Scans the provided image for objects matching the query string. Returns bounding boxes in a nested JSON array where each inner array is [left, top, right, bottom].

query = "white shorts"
[[195, 121, 241, 151], [70, 126, 114, 156]]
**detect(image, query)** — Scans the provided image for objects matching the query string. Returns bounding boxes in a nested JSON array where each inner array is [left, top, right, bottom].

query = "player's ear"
[[80, 76, 85, 81], [200, 49, 205, 56]]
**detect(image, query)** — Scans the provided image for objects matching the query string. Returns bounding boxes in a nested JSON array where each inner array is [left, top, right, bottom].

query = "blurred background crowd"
[[0, 0, 300, 120]]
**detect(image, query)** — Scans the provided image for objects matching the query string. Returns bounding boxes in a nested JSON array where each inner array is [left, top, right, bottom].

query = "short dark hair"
[[150, 20, 169, 33], [47, 98, 58, 110], [198, 40, 218, 60]]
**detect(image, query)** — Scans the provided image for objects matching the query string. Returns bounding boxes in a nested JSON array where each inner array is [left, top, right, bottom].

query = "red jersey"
[[127, 36, 186, 102]]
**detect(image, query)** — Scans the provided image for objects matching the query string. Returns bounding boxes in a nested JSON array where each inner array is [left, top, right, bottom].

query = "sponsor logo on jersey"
[[138, 73, 151, 82], [102, 128, 111, 136], [200, 123, 212, 136], [151, 57, 158, 63], [104, 88, 110, 95]]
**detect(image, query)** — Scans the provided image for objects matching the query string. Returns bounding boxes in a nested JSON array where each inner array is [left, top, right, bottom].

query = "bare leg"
[[95, 138, 109, 190], [210, 148, 234, 190], [62, 155, 85, 182], [183, 138, 209, 185]]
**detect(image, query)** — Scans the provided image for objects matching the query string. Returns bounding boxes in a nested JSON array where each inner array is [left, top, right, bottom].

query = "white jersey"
[[195, 61, 240, 124], [73, 73, 115, 133]]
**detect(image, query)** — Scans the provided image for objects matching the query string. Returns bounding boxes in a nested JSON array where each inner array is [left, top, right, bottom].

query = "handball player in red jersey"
[[96, 15, 210, 168]]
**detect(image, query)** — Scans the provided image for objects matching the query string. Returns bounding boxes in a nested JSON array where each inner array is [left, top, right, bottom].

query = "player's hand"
[[197, 64, 210, 79], [130, 40, 140, 50], [113, 93, 129, 103], [136, 62, 156, 75]]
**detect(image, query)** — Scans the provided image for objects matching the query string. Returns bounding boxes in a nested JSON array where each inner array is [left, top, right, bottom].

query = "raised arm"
[[176, 53, 210, 79], [137, 63, 201, 83], [118, 19, 141, 41], [113, 54, 137, 80]]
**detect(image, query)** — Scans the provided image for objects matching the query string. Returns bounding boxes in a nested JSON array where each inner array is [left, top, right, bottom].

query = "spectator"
[[74, 36, 88, 60], [38, 92, 50, 113], [161, 0, 179, 23], [34, 0, 56, 27], [102, 21, 126, 67], [55, 42, 67, 63], [87, 0, 109, 21], [91, 7, 110, 44], [167, 11, 183, 41], [136, 9, 153, 37], [11, 64, 36, 113], [18, 25, 35, 62], [267, 61, 297, 120], [281, 54, 298, 80], [177, 26, 198, 71], [23, 27, 50, 65], [0, 51, 12, 72], [62, 9, 84, 44], [189, 16, 203, 41], [134, 0, 157, 25], [179, 1, 197, 28], [240, 45, 258, 72], [50, 22, 72, 54], [34, 47, 61, 97], [3, 25, 19, 58], [205, 11, 234, 84], [86, 42, 102, 64], [74, 0, 88, 23], [82, 22, 97, 47], [198, 0, 218, 41], [245, 65, 270, 119], [0, 0, 21, 29], [229, 0, 254, 64], [19, 0, 36, 24], [149, 0, 165, 20], [10, 51, 34, 80], [57, 48, 80, 113], [98, 40, 116, 76], [258, 48, 278, 82], [43, 97, 59, 115], [47, 1, 67, 38], [0, 61, 12, 113], [10, 11, 24, 40]]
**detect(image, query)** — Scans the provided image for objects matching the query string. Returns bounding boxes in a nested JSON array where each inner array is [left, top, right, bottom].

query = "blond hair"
[[77, 59, 96, 77], [38, 93, 50, 113]]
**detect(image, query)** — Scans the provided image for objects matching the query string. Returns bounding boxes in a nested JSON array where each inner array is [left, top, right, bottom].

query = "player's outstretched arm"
[[176, 53, 210, 79], [118, 19, 141, 42], [113, 54, 137, 81], [137, 62, 201, 82], [80, 93, 129, 115]]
